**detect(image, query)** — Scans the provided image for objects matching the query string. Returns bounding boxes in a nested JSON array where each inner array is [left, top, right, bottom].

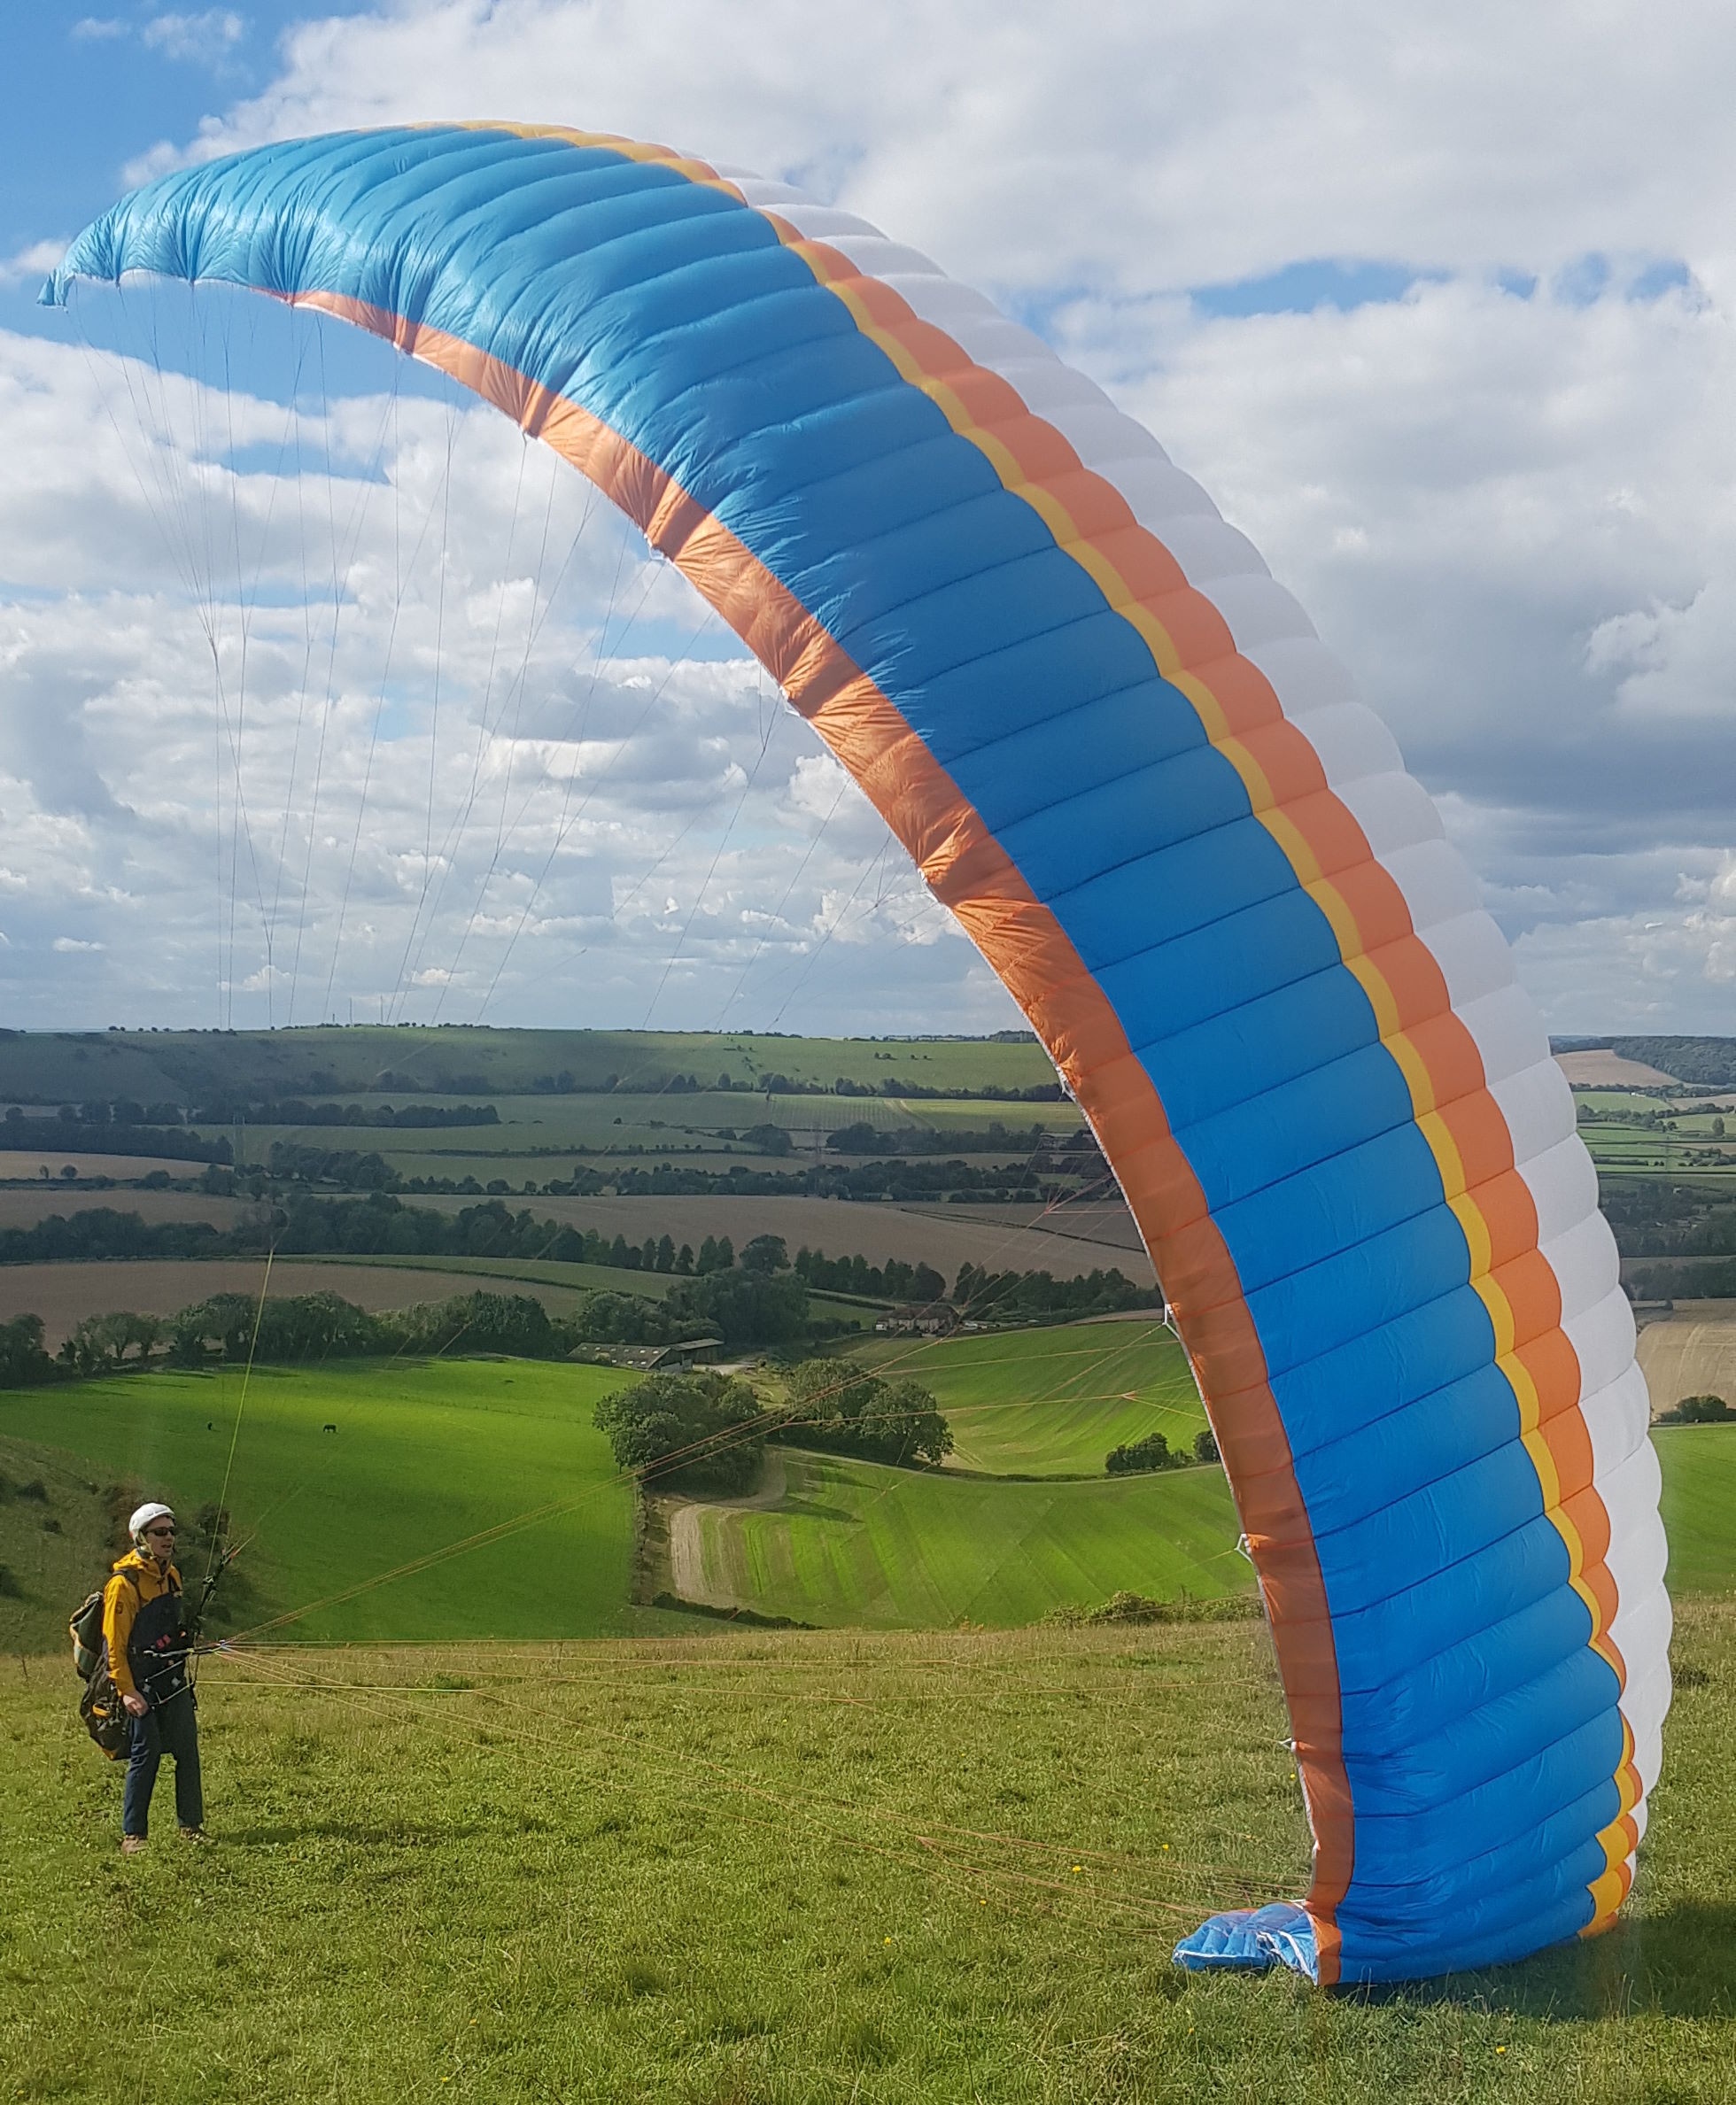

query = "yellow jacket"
[[102, 1549, 182, 1699]]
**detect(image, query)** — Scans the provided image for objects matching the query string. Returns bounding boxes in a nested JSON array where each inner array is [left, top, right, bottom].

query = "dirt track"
[[663, 1451, 791, 1607]]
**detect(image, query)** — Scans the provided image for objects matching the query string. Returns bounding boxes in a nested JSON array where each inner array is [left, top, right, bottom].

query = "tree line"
[[4, 1107, 230, 1164], [1105, 1428, 1220, 1475], [268, 1147, 1065, 1203], [952, 1263, 1153, 1320], [0, 1192, 1152, 1319], [4, 1269, 810, 1389]]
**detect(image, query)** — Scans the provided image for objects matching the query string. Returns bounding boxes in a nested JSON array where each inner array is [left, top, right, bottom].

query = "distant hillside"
[[1608, 1040, 1736, 1087], [1550, 1037, 1736, 1087], [0, 1026, 1058, 1110]]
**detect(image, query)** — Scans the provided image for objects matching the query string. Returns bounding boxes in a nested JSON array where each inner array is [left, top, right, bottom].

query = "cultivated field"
[[0, 1257, 625, 1348], [908, 1198, 1146, 1258], [4, 1605, 1732, 2101], [0, 1184, 246, 1230], [1554, 1050, 1683, 1086], [1637, 1307, 1736, 1417], [0, 1148, 226, 1183], [414, 1191, 1152, 1285]]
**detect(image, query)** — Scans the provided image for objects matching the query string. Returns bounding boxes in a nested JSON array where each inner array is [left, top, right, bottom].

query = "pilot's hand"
[[123, 1691, 149, 1717]]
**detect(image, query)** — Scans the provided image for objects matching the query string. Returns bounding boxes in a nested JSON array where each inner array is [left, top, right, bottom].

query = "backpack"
[[69, 1572, 138, 1761], [69, 1583, 113, 1681]]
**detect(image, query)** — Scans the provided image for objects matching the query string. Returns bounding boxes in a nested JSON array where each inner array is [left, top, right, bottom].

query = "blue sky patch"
[[1629, 258, 1692, 301], [1190, 258, 1445, 319]]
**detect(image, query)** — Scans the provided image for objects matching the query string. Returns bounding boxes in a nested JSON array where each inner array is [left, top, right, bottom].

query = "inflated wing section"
[[46, 124, 1671, 1984]]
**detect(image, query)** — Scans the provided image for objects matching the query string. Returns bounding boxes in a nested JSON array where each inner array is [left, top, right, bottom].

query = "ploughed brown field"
[[0, 1186, 248, 1231], [0, 1149, 224, 1184], [1635, 1300, 1736, 1417], [412, 1189, 1155, 1285], [903, 1198, 1146, 1257], [0, 1258, 601, 1348], [1552, 1050, 1681, 1087]]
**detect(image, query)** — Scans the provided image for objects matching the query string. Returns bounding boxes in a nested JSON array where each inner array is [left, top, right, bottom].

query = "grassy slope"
[[0, 1359, 656, 1647], [703, 1451, 1249, 1627], [4, 1606, 1732, 2102], [0, 1026, 1061, 1105], [1656, 1425, 1736, 1592], [858, 1321, 1205, 1476], [0, 1435, 113, 1652], [7, 1343, 1730, 1652]]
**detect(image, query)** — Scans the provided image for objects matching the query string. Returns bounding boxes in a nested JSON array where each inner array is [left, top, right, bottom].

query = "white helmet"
[[128, 1501, 175, 1542]]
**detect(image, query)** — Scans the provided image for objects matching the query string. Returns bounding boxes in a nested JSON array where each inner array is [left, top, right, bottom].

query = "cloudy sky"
[[5, 3, 1736, 1037]]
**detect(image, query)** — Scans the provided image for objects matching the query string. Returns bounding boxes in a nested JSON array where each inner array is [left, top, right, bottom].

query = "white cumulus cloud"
[[21, 1, 1736, 1031]]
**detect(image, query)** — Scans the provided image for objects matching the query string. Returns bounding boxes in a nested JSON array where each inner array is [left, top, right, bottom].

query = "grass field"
[[5, 1337, 1731, 1651], [1573, 1092, 1736, 1185], [228, 1095, 1086, 1185], [857, 1322, 1203, 1477], [0, 1025, 1066, 1108], [0, 1358, 662, 1648], [4, 1603, 1733, 2101], [1655, 1427, 1736, 1594], [689, 1451, 1248, 1626]]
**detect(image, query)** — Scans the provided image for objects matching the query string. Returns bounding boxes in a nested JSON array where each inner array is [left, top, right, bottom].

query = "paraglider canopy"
[[45, 123, 1671, 1984]]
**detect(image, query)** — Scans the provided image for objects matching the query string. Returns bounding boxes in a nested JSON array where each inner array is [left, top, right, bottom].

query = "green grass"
[[234, 1089, 1084, 1176], [0, 1359, 663, 1648], [700, 1451, 1248, 1627], [4, 1604, 1733, 2101], [856, 1321, 1204, 1476], [1657, 1426, 1736, 1592], [0, 1025, 1066, 1108], [6, 1342, 1732, 1665]]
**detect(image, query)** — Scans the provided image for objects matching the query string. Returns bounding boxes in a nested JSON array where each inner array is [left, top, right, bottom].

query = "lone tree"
[[593, 1371, 766, 1493], [1677, 1393, 1732, 1422]]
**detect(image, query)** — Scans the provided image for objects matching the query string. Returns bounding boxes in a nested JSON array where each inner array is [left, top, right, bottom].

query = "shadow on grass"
[[776, 1497, 855, 1523], [1352, 1901, 1736, 2020], [228, 1819, 495, 1848]]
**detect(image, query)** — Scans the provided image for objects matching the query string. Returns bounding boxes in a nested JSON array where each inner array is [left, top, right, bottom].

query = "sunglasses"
[[145, 1525, 176, 1537]]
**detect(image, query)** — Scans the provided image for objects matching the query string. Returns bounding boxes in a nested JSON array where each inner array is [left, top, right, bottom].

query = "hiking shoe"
[[120, 1835, 146, 1855], [178, 1826, 210, 1845]]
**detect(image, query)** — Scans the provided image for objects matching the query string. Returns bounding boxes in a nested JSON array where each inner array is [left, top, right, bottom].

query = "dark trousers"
[[122, 1689, 203, 1838]]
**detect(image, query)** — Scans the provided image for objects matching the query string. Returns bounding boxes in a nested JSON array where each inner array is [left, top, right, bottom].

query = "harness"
[[127, 1567, 192, 1706]]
